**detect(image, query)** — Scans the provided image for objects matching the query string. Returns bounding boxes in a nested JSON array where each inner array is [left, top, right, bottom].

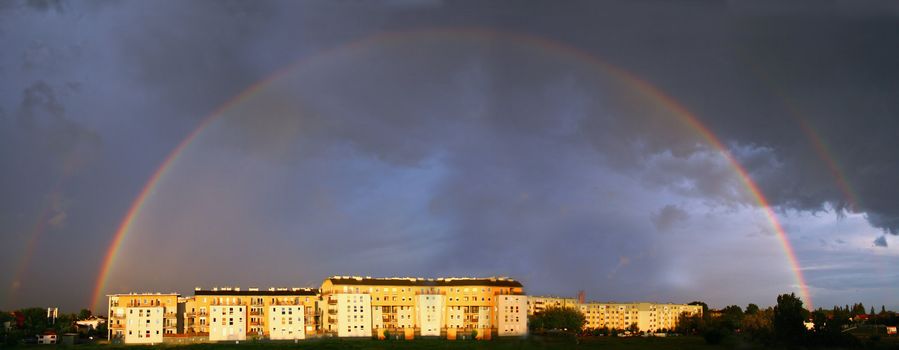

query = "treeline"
[[0, 307, 105, 346], [678, 293, 898, 348]]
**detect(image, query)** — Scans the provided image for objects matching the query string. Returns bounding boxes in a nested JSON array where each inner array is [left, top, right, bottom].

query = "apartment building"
[[578, 302, 702, 332], [188, 287, 318, 340], [526, 296, 579, 315], [528, 295, 703, 333], [107, 293, 179, 344], [319, 276, 528, 339], [268, 305, 305, 340], [107, 276, 533, 343]]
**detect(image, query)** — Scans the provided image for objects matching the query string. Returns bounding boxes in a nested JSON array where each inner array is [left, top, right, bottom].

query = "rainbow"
[[8, 156, 80, 305], [743, 58, 861, 212], [91, 28, 812, 311]]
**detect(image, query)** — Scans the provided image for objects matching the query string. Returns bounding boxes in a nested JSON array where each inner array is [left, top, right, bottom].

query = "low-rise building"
[[37, 331, 57, 344]]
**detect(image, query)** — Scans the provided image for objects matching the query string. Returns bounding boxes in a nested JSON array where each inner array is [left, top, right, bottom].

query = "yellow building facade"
[[319, 276, 528, 339], [578, 302, 702, 332], [527, 295, 703, 333], [185, 287, 318, 339], [107, 293, 179, 344], [526, 296, 579, 315]]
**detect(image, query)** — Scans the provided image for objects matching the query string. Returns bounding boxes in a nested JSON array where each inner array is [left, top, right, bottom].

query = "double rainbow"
[[90, 28, 813, 311]]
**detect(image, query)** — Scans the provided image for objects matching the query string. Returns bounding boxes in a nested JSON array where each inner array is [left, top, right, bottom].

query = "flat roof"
[[325, 276, 523, 288], [107, 293, 180, 297], [194, 288, 318, 296]]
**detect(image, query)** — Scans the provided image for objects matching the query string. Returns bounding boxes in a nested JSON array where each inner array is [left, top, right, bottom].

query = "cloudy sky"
[[2, 0, 898, 313]]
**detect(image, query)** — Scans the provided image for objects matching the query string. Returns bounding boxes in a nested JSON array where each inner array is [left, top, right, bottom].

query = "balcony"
[[249, 321, 262, 326], [249, 310, 262, 316], [328, 309, 337, 315], [415, 290, 446, 295], [327, 299, 338, 305]]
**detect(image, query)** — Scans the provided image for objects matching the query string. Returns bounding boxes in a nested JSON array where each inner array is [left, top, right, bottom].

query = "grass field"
[[51, 337, 723, 350], [14, 335, 899, 349]]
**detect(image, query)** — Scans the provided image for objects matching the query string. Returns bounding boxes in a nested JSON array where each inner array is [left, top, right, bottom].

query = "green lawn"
[[17, 337, 726, 350], [14, 335, 899, 349]]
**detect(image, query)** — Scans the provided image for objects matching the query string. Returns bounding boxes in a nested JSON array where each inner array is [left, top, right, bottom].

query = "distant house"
[[75, 316, 107, 330], [850, 314, 870, 322], [12, 311, 25, 328], [37, 331, 57, 344]]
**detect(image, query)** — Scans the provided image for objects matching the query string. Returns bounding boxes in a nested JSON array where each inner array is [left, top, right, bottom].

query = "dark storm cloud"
[[873, 235, 888, 248], [655, 10, 899, 235]]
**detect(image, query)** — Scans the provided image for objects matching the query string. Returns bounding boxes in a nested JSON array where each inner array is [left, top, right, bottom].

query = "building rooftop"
[[194, 287, 319, 296], [325, 276, 523, 288], [107, 292, 180, 297]]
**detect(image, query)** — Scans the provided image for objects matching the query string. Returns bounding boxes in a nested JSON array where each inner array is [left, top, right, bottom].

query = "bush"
[[703, 328, 725, 345]]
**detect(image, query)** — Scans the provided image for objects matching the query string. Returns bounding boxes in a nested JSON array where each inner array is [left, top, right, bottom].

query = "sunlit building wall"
[[578, 301, 702, 332], [267, 305, 305, 340], [319, 276, 528, 338], [526, 296, 578, 315], [497, 295, 527, 336], [209, 304, 246, 341], [190, 287, 318, 339], [107, 293, 179, 344]]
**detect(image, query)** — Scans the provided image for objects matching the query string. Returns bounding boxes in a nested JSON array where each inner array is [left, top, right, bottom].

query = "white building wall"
[[477, 306, 491, 330], [446, 306, 464, 329], [336, 293, 371, 337], [209, 305, 246, 341], [371, 305, 384, 330], [268, 305, 304, 340], [123, 307, 163, 344], [416, 295, 444, 336], [497, 295, 527, 336]]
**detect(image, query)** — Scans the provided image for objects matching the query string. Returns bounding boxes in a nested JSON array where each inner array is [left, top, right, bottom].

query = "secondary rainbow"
[[743, 57, 861, 212], [91, 28, 813, 310]]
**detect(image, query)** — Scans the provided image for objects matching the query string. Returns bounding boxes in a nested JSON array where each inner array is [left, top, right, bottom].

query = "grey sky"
[[1, 0, 898, 313]]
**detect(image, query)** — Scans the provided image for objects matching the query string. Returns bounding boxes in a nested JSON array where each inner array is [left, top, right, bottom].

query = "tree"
[[851, 303, 866, 317], [742, 307, 773, 343], [676, 312, 704, 335], [689, 301, 709, 320], [94, 322, 108, 338], [20, 307, 50, 338], [627, 323, 639, 333], [773, 293, 807, 346], [745, 304, 760, 315], [529, 307, 586, 333], [53, 313, 75, 334], [78, 309, 92, 320], [720, 305, 744, 331]]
